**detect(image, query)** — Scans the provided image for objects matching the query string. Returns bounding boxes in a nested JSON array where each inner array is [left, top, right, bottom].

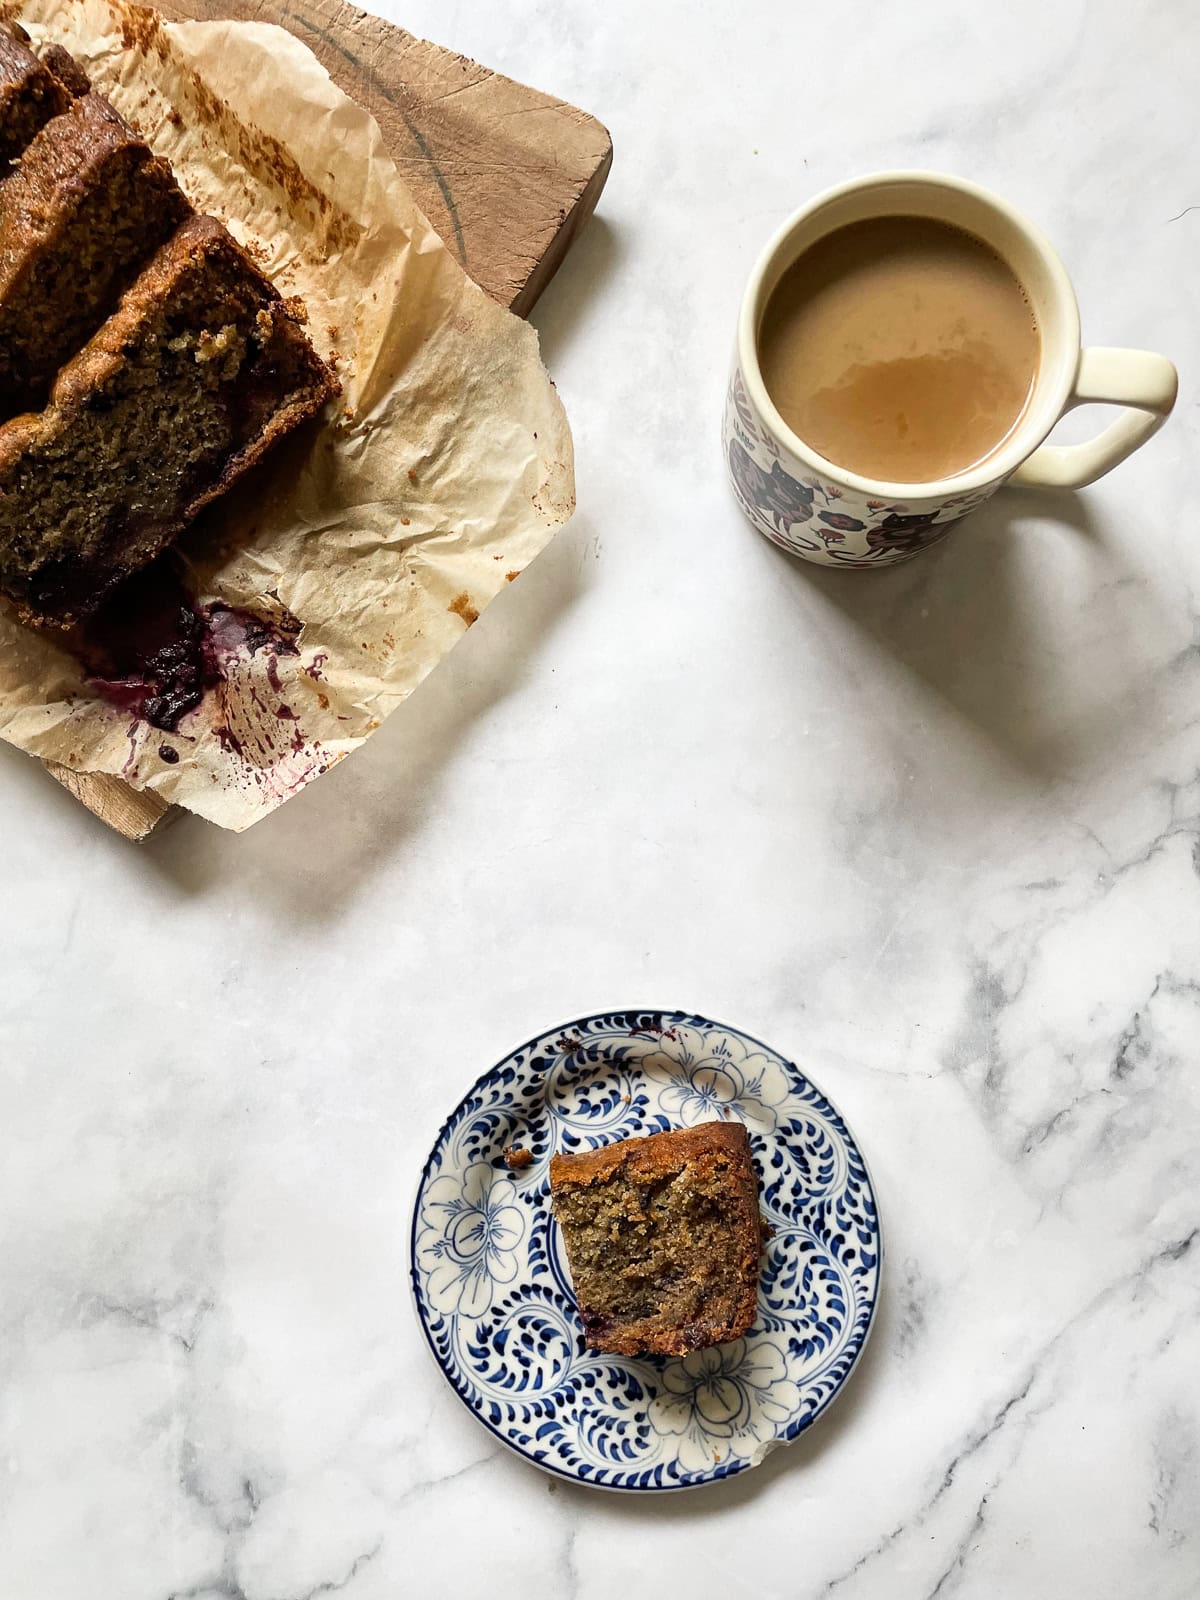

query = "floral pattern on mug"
[[864, 510, 946, 557], [730, 368, 760, 441], [723, 365, 1000, 567]]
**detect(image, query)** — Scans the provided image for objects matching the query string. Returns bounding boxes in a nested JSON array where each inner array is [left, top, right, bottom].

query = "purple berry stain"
[[72, 559, 303, 733]]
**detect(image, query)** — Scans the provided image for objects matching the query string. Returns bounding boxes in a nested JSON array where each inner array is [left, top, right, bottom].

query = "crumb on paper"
[[503, 1146, 533, 1170], [448, 592, 479, 626], [407, 468, 417, 483], [505, 570, 519, 583]]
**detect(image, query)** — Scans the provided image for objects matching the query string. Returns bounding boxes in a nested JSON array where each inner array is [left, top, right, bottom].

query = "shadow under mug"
[[724, 171, 1178, 568]]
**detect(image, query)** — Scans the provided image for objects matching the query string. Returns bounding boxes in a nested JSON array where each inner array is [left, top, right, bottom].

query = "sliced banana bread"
[[0, 23, 73, 165], [0, 92, 189, 415], [0, 214, 338, 622], [550, 1121, 764, 1357], [37, 43, 91, 100]]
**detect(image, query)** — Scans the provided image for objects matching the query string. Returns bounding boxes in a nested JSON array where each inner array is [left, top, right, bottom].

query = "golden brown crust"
[[0, 93, 189, 412], [550, 1121, 762, 1357], [0, 23, 74, 165], [39, 43, 90, 99], [0, 24, 336, 623], [550, 1119, 755, 1190], [0, 213, 338, 621], [47, 213, 332, 405], [46, 212, 228, 408], [0, 97, 169, 264]]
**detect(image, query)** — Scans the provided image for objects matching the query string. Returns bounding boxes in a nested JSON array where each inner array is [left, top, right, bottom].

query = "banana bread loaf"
[[0, 22, 73, 165], [550, 1121, 764, 1357], [0, 213, 338, 622], [0, 92, 189, 415]]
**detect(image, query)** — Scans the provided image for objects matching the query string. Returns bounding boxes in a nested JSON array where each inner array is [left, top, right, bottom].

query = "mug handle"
[[1010, 347, 1178, 490]]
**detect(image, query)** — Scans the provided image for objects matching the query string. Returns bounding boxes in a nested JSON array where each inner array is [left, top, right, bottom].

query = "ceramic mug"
[[724, 171, 1178, 567]]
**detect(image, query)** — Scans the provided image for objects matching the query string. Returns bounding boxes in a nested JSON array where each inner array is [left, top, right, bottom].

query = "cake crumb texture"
[[0, 92, 190, 416], [549, 1120, 763, 1357], [0, 213, 338, 623]]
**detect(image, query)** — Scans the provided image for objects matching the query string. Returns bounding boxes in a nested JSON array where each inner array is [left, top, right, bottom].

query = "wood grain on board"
[[156, 0, 613, 314], [35, 0, 612, 840]]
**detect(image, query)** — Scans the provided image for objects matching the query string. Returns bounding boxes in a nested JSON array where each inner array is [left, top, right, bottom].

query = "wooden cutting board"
[[38, 0, 612, 840]]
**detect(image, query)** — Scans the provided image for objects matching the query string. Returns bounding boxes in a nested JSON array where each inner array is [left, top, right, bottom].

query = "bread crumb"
[[503, 1146, 533, 1170], [194, 324, 241, 366], [448, 592, 479, 626]]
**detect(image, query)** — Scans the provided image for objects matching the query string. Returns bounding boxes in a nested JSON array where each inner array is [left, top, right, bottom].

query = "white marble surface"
[[2, 0, 1199, 1594]]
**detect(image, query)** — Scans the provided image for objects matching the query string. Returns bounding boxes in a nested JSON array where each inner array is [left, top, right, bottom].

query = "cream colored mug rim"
[[737, 170, 1082, 502]]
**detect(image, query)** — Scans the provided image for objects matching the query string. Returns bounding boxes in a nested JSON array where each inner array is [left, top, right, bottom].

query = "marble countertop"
[[2, 0, 1198, 1594]]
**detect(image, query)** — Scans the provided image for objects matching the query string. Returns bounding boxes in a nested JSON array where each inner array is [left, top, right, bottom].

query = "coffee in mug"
[[724, 172, 1178, 569], [757, 215, 1041, 483]]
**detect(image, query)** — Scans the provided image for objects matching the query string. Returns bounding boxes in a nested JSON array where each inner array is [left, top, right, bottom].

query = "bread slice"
[[549, 1121, 763, 1357], [36, 43, 91, 101], [0, 214, 338, 622], [0, 24, 77, 166], [0, 92, 190, 415]]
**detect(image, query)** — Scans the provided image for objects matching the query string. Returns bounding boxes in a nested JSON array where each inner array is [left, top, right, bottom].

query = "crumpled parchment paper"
[[0, 0, 574, 829]]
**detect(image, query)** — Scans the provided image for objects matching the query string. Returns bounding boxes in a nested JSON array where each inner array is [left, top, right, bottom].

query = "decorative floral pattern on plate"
[[723, 365, 998, 566], [410, 1010, 881, 1492], [414, 1163, 526, 1318]]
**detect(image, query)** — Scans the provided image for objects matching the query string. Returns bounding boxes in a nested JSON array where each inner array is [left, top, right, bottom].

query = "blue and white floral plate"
[[409, 1009, 881, 1492]]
